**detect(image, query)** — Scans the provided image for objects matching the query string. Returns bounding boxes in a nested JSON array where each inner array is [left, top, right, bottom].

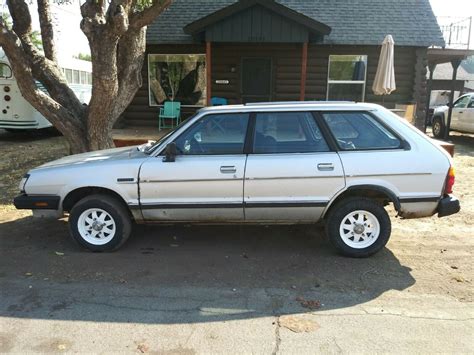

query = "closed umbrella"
[[372, 35, 396, 96]]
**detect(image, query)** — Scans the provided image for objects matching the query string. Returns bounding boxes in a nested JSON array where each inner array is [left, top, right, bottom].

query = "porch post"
[[424, 62, 436, 133], [206, 41, 212, 106], [300, 42, 308, 101], [445, 59, 461, 140]]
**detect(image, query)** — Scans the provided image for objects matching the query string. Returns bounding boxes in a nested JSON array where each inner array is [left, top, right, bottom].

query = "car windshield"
[[144, 113, 198, 154]]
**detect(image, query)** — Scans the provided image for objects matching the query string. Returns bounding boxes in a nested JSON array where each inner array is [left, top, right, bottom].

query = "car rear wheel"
[[432, 116, 445, 139], [325, 197, 391, 258], [69, 194, 132, 252]]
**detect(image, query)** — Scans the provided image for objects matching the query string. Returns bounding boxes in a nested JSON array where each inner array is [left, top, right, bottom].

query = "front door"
[[244, 111, 345, 221], [241, 58, 272, 103], [139, 113, 249, 221]]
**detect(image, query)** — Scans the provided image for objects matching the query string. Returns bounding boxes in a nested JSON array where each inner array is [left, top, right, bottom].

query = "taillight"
[[444, 166, 455, 195]]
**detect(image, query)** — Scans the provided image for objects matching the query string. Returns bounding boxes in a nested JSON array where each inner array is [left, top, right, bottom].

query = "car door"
[[139, 113, 249, 221], [463, 96, 474, 133], [244, 111, 345, 221], [450, 95, 470, 131]]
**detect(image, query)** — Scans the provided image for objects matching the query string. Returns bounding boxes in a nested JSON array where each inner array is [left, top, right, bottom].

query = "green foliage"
[[134, 0, 155, 11], [74, 53, 92, 61], [31, 30, 43, 51]]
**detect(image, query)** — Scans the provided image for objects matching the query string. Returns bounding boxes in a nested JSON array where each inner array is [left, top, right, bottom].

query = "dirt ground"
[[0, 128, 473, 353]]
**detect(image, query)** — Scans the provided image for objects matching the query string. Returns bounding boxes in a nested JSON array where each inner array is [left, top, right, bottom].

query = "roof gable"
[[183, 0, 331, 42]]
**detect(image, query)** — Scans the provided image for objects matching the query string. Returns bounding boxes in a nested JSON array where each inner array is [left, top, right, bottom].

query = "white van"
[[0, 49, 92, 131]]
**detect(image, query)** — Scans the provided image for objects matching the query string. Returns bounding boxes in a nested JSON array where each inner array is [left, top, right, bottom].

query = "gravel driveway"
[[0, 129, 472, 353]]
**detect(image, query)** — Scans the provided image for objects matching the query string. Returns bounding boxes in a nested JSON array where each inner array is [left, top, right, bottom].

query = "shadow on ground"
[[0, 216, 415, 324], [450, 133, 474, 157]]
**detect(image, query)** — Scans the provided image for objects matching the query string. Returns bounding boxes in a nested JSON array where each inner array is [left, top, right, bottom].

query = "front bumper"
[[13, 194, 60, 210], [437, 195, 460, 218]]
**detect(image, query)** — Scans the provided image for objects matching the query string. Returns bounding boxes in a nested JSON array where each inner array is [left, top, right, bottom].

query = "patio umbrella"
[[372, 35, 396, 96]]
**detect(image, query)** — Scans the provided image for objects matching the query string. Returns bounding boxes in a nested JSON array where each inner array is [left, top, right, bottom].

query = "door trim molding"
[[131, 200, 329, 210]]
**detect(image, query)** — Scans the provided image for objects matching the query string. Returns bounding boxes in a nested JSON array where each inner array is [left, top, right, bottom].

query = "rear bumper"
[[437, 195, 460, 218], [13, 194, 60, 210]]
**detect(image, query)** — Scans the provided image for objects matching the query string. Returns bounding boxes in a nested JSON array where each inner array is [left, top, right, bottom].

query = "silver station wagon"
[[14, 102, 460, 257]]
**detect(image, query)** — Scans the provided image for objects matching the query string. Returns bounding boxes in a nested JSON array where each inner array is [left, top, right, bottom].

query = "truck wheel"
[[69, 194, 132, 252], [432, 116, 445, 139], [325, 197, 391, 258]]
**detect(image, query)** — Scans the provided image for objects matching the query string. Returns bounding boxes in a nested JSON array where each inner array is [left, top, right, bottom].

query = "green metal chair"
[[159, 101, 181, 131]]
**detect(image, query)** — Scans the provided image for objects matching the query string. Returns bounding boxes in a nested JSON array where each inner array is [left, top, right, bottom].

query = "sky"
[[0, 0, 473, 58]]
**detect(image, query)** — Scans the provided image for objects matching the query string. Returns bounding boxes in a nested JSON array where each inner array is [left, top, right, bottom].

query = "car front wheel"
[[325, 197, 391, 258], [69, 194, 132, 252], [432, 116, 445, 139]]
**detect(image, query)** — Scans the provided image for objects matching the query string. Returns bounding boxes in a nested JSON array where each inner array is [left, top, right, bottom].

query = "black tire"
[[69, 194, 132, 252], [432, 116, 445, 139], [325, 197, 391, 258]]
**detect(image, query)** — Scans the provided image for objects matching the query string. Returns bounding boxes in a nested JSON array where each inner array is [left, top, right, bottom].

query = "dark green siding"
[[205, 5, 309, 43]]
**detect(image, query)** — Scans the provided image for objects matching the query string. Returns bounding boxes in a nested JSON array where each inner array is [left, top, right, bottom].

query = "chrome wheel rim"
[[339, 210, 380, 249], [433, 121, 441, 136], [77, 208, 116, 245]]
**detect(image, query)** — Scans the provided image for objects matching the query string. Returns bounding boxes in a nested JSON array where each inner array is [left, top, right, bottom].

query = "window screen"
[[322, 112, 402, 150]]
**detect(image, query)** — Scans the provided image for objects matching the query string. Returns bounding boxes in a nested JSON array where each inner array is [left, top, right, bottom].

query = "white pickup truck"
[[432, 93, 474, 138]]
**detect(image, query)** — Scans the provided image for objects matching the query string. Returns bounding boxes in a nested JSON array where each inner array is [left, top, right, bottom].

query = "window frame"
[[326, 55, 368, 102], [0, 62, 13, 78], [147, 53, 207, 108], [166, 112, 251, 156], [314, 110, 410, 152], [249, 111, 332, 155]]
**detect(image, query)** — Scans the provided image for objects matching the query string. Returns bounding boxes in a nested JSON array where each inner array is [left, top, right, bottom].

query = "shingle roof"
[[147, 0, 445, 47]]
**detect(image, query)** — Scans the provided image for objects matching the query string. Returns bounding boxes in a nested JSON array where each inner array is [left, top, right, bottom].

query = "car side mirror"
[[163, 142, 177, 162]]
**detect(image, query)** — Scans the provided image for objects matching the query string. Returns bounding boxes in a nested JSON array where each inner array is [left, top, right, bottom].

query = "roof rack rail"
[[244, 101, 354, 106]]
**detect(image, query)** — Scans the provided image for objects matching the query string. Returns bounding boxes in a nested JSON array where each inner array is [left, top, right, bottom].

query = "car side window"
[[322, 112, 402, 150], [253, 112, 330, 153], [467, 98, 474, 108], [453, 96, 470, 108], [174, 113, 249, 155]]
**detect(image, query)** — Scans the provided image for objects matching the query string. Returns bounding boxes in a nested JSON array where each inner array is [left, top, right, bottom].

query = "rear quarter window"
[[322, 112, 402, 150]]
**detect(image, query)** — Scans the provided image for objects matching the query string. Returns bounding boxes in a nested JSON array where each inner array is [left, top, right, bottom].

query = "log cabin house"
[[121, 0, 445, 128]]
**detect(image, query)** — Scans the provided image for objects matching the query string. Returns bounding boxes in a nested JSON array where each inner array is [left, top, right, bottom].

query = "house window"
[[327, 55, 367, 102], [80, 71, 87, 84], [65, 68, 73, 83], [73, 70, 80, 84], [148, 54, 206, 107]]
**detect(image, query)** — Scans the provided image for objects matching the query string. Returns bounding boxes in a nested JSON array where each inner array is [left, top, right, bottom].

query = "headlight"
[[19, 173, 30, 193]]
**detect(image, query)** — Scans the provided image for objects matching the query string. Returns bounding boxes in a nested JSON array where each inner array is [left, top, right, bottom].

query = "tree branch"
[[0, 25, 86, 151], [128, 0, 172, 30], [37, 0, 57, 61], [5, 0, 85, 120], [7, 0, 32, 40]]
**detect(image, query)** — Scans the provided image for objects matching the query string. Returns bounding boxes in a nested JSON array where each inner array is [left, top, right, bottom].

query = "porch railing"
[[436, 16, 472, 49]]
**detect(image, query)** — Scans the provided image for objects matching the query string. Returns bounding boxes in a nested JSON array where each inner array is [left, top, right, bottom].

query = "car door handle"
[[317, 163, 334, 171], [458, 111, 463, 114], [220, 166, 236, 174]]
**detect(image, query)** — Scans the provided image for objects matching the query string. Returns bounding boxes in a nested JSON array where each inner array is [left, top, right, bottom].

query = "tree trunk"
[[0, 0, 173, 154]]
